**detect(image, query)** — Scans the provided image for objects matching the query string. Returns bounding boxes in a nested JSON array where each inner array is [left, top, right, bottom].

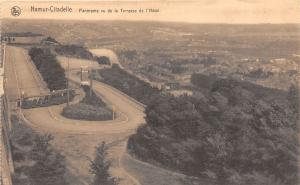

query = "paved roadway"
[[4, 46, 48, 102]]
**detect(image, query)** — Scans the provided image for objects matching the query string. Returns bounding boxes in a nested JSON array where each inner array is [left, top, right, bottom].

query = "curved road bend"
[[5, 45, 196, 185], [5, 45, 144, 185]]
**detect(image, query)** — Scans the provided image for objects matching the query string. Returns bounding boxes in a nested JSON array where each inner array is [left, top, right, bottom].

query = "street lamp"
[[66, 56, 70, 107], [89, 57, 94, 96]]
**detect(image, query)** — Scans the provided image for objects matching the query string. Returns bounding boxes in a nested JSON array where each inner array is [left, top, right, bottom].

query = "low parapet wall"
[[0, 44, 13, 185]]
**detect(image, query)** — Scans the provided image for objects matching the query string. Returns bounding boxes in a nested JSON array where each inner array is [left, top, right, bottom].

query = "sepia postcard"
[[0, 1, 299, 185]]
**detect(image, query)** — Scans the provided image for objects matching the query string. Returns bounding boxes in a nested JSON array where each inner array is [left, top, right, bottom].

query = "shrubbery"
[[62, 104, 112, 121], [62, 85, 112, 121], [95, 56, 111, 65], [29, 47, 67, 90], [128, 74, 299, 185], [80, 85, 107, 107], [55, 45, 93, 60], [41, 36, 60, 45], [98, 65, 161, 105], [28, 134, 67, 185]]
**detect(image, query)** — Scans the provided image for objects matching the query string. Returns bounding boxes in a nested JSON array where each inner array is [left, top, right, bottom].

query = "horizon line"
[[2, 18, 300, 25]]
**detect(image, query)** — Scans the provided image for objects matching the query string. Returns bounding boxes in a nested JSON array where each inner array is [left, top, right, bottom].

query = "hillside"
[[128, 74, 299, 185]]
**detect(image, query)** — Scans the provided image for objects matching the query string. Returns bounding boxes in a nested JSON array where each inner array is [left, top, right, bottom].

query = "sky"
[[1, 0, 300, 23]]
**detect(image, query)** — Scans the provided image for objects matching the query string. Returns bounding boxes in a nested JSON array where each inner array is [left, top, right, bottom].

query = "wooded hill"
[[128, 73, 299, 185]]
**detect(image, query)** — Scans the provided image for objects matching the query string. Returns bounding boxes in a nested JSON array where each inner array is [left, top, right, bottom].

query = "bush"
[[245, 68, 273, 79], [55, 45, 93, 60], [29, 47, 67, 90], [41, 36, 60, 45], [81, 85, 107, 107], [98, 65, 161, 105], [62, 103, 112, 121], [95, 56, 110, 65], [12, 151, 26, 162], [61, 85, 112, 121]]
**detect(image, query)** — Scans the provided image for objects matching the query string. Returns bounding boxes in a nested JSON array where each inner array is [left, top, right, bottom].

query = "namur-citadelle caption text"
[[30, 6, 159, 13]]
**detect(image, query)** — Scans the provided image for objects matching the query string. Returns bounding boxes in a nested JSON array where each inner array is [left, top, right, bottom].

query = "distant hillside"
[[2, 32, 43, 37], [2, 20, 300, 58]]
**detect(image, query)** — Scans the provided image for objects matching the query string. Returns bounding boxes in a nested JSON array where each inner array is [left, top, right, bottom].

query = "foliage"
[[41, 36, 60, 45], [62, 85, 112, 121], [62, 103, 112, 121], [288, 84, 299, 115], [128, 74, 299, 185], [245, 68, 273, 79], [98, 65, 161, 105], [10, 116, 68, 185], [28, 134, 68, 185], [191, 73, 218, 91], [170, 64, 185, 74], [117, 49, 138, 61], [95, 56, 111, 65], [29, 47, 67, 90], [90, 142, 119, 185], [81, 85, 107, 107], [55, 44, 93, 60]]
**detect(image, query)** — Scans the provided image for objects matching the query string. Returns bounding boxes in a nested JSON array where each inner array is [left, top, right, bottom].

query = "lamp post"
[[112, 105, 115, 120], [89, 58, 93, 96], [66, 56, 70, 107]]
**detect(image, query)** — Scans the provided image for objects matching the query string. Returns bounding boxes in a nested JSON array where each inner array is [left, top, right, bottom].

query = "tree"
[[90, 142, 119, 185], [29, 47, 67, 90], [288, 84, 299, 114], [28, 134, 68, 185], [96, 56, 111, 65], [128, 74, 299, 185]]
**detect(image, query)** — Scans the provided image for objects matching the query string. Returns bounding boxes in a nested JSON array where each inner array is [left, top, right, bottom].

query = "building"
[[1, 32, 45, 44]]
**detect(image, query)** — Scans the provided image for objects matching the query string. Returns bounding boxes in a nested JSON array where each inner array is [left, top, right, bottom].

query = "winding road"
[[4, 45, 198, 185]]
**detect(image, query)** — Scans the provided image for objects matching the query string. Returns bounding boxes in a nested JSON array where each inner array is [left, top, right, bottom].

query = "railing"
[[0, 95, 13, 185], [0, 43, 13, 185], [19, 89, 76, 109]]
